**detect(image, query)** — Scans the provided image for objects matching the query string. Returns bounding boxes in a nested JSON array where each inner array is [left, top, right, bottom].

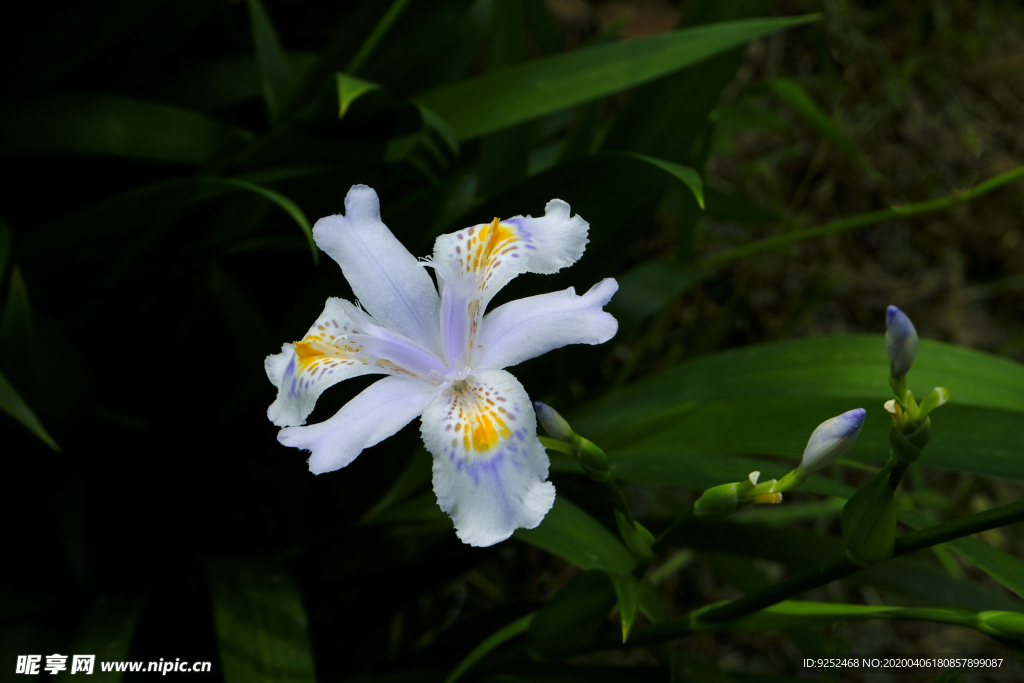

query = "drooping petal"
[[279, 376, 438, 474], [266, 298, 445, 427], [266, 298, 384, 427], [432, 199, 589, 366], [313, 185, 443, 357], [419, 369, 555, 547], [473, 278, 618, 370]]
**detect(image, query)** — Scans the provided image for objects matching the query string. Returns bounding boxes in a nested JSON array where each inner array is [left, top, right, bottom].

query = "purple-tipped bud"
[[885, 305, 918, 377], [797, 408, 867, 477], [534, 402, 574, 442]]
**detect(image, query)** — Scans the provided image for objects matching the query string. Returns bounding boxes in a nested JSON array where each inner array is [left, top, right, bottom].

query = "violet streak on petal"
[[797, 408, 866, 477]]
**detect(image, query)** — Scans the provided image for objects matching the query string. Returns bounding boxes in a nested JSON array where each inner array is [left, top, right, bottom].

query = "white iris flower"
[[265, 185, 618, 547]]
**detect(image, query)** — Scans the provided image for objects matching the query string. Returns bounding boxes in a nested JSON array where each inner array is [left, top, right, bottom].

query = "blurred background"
[[1, 0, 1023, 680]]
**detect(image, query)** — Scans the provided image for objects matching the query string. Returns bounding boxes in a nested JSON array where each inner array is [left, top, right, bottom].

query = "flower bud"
[[797, 408, 866, 477], [694, 471, 781, 519], [534, 402, 574, 442], [885, 305, 918, 377]]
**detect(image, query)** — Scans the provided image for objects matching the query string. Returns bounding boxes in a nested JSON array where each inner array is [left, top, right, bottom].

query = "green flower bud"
[[534, 402, 574, 442], [976, 611, 1024, 640]]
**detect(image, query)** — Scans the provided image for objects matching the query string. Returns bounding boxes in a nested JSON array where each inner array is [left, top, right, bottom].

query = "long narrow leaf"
[[0, 367, 59, 451], [0, 96, 253, 165], [418, 15, 819, 140], [247, 0, 295, 120], [206, 560, 317, 683]]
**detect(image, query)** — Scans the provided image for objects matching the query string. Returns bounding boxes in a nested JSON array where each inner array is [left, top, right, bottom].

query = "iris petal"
[[419, 369, 555, 547]]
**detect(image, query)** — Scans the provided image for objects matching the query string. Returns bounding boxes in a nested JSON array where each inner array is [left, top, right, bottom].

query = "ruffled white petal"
[[473, 279, 619, 371], [419, 369, 555, 547], [279, 376, 438, 474], [432, 198, 589, 310], [266, 298, 387, 427], [313, 185, 443, 357]]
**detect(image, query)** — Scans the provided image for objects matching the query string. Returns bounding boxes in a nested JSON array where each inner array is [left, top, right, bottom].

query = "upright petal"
[[420, 369, 555, 547], [279, 376, 438, 474], [314, 185, 443, 356], [266, 297, 445, 427], [474, 279, 619, 370], [432, 199, 589, 366]]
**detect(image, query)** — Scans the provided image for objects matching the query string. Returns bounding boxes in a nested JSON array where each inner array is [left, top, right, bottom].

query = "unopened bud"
[[797, 408, 866, 477], [885, 305, 918, 377], [534, 402, 574, 442]]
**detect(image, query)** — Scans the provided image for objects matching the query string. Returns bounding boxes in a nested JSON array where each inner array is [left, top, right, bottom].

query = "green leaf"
[[360, 447, 433, 522], [0, 367, 59, 451], [212, 178, 318, 263], [156, 53, 317, 111], [769, 78, 880, 179], [444, 611, 534, 683], [55, 594, 147, 683], [0, 96, 252, 165], [514, 496, 634, 574], [601, 0, 771, 163], [335, 73, 382, 118], [477, 0, 532, 198], [418, 15, 819, 140], [628, 154, 704, 208], [573, 336, 1024, 482], [247, 0, 295, 120], [606, 261, 703, 327], [681, 520, 1020, 612], [841, 460, 899, 566], [899, 508, 1024, 601], [345, 0, 415, 75], [527, 570, 617, 660], [206, 559, 317, 683], [208, 264, 274, 371], [607, 573, 642, 642]]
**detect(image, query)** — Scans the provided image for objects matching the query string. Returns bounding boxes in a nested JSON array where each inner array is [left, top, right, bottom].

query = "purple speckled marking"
[[515, 429, 525, 441]]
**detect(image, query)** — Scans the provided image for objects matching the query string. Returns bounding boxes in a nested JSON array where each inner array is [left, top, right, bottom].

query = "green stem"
[[346, 0, 413, 74], [605, 602, 987, 648], [701, 165, 1024, 267], [692, 498, 1024, 626]]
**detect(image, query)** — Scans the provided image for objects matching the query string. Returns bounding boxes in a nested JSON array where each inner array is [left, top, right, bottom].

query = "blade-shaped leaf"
[[335, 73, 382, 118], [0, 367, 59, 451], [607, 573, 642, 642], [55, 594, 147, 683], [247, 0, 295, 120], [628, 154, 704, 208], [206, 559, 316, 683], [770, 78, 880, 179], [417, 15, 819, 140], [601, 0, 771, 163], [444, 611, 534, 683], [573, 336, 1024, 481], [899, 508, 1024, 601], [527, 570, 617, 660], [514, 496, 633, 574], [0, 96, 253, 165], [155, 53, 316, 111]]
